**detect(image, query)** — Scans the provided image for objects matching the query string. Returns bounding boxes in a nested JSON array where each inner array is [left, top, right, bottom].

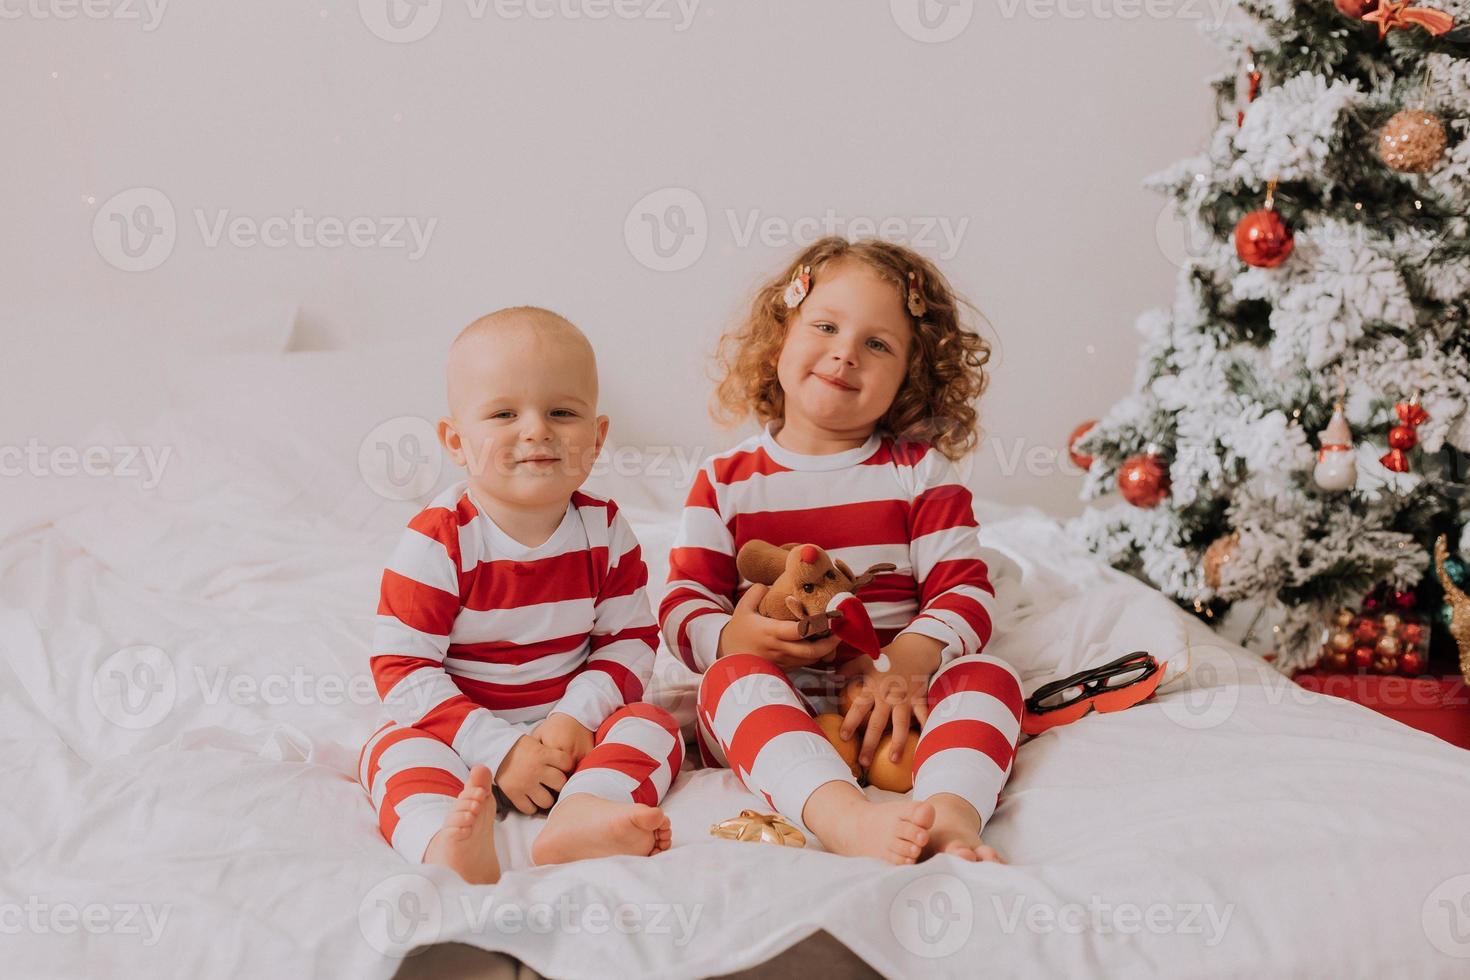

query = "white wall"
[[3, 0, 1222, 517]]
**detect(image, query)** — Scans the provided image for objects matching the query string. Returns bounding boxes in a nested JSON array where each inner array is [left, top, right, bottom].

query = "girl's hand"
[[717, 584, 842, 670], [839, 635, 943, 767]]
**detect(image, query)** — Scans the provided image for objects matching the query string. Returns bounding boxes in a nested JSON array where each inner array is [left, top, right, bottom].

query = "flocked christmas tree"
[[1067, 0, 1470, 675]]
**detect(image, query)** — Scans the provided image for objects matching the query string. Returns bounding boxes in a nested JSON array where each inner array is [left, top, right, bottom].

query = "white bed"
[[7, 346, 1470, 979]]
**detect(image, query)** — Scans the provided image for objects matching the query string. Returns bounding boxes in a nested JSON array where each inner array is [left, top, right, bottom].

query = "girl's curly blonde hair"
[[712, 237, 992, 461]]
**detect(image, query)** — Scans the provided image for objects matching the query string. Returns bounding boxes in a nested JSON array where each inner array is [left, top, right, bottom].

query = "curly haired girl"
[[660, 237, 1024, 864]]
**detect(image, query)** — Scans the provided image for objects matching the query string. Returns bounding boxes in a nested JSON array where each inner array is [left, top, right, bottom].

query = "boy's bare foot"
[[422, 765, 501, 884], [531, 793, 670, 866], [921, 792, 1004, 863], [802, 781, 935, 865]]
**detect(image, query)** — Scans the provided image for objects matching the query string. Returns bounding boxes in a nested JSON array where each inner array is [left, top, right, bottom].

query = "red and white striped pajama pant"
[[695, 653, 1022, 835], [358, 702, 684, 861]]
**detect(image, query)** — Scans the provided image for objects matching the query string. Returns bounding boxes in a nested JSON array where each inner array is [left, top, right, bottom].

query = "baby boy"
[[357, 307, 683, 883]]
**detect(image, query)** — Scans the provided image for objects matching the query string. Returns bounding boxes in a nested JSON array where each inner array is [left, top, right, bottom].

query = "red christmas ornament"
[[1354, 618, 1381, 644], [1352, 645, 1375, 670], [1399, 622, 1425, 646], [1236, 47, 1262, 127], [1334, 0, 1378, 16], [1235, 208, 1294, 268], [1379, 398, 1430, 472], [1390, 588, 1417, 611], [1117, 453, 1170, 508], [1362, 593, 1381, 613], [1068, 420, 1098, 470], [1399, 649, 1425, 675]]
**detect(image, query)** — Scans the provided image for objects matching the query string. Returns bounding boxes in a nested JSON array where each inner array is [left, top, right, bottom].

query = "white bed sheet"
[[6, 414, 1470, 980]]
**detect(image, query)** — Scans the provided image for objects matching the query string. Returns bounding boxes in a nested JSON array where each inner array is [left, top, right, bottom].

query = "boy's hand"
[[494, 735, 573, 814], [533, 712, 595, 768], [839, 635, 943, 768], [717, 584, 842, 670]]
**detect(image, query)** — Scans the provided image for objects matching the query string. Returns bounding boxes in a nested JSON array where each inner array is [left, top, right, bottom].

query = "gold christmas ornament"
[[1331, 629, 1355, 652], [1375, 633, 1401, 657], [1434, 534, 1470, 684], [1203, 533, 1240, 591], [709, 810, 807, 847], [1379, 109, 1447, 173], [1380, 612, 1402, 634], [1334, 608, 1356, 629]]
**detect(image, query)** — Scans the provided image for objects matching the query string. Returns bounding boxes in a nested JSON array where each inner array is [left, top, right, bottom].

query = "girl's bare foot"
[[422, 765, 501, 884], [802, 781, 935, 865], [921, 792, 1004, 863], [531, 793, 670, 865]]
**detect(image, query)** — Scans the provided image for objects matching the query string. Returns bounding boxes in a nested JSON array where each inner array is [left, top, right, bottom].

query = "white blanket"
[[7, 415, 1470, 980]]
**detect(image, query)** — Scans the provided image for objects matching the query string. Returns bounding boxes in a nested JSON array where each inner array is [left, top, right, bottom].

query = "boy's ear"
[[437, 416, 466, 467], [594, 415, 610, 456]]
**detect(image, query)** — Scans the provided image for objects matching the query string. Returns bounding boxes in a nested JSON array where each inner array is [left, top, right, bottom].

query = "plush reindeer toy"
[[734, 540, 895, 669]]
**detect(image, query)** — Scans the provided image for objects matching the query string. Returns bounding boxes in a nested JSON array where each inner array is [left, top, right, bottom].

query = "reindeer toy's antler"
[[735, 540, 896, 666]]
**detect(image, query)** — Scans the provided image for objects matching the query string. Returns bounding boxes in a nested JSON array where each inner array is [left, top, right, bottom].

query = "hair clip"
[[783, 265, 812, 310], [906, 271, 927, 318]]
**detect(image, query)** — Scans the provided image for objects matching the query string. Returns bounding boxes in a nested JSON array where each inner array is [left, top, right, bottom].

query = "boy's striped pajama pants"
[[359, 702, 684, 861], [695, 653, 1023, 835]]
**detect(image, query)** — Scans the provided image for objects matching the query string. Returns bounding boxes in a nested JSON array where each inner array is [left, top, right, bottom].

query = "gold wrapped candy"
[[709, 810, 807, 847]]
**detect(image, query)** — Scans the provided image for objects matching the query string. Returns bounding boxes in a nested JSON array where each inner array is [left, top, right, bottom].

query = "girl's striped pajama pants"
[[695, 653, 1022, 835]]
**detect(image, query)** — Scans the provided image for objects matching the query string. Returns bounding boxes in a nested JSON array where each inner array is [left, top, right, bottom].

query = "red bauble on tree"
[[1379, 397, 1429, 472], [1118, 452, 1170, 508], [1333, 0, 1377, 17], [1068, 420, 1098, 470], [1236, 181, 1293, 268]]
